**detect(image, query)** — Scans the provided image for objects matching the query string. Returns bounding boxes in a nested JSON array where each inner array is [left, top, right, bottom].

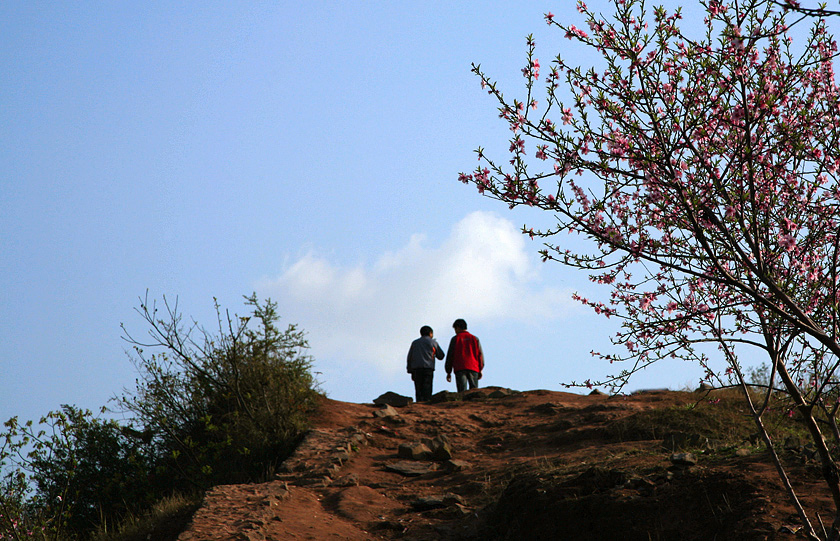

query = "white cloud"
[[256, 211, 575, 379]]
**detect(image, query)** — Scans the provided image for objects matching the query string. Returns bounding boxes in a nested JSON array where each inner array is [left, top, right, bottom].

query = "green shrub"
[[1, 407, 153, 540], [0, 293, 321, 540], [118, 293, 321, 489]]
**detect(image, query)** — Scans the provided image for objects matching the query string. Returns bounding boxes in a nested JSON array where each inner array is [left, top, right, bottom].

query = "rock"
[[398, 442, 433, 460], [411, 496, 448, 510], [443, 459, 471, 473], [528, 402, 565, 415], [373, 404, 399, 419], [275, 482, 291, 500], [375, 425, 401, 438], [735, 448, 752, 457], [432, 441, 453, 461], [695, 382, 714, 392], [384, 460, 436, 476], [331, 450, 352, 464], [331, 473, 360, 487], [430, 390, 461, 403], [421, 436, 454, 461], [488, 388, 515, 398], [348, 433, 368, 448], [463, 389, 491, 400], [373, 392, 413, 407], [589, 388, 606, 396], [443, 493, 466, 506], [670, 452, 698, 467], [410, 493, 466, 511], [469, 413, 505, 428], [442, 503, 472, 518]]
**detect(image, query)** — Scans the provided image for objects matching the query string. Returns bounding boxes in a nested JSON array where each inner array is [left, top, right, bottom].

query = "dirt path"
[[177, 388, 829, 540]]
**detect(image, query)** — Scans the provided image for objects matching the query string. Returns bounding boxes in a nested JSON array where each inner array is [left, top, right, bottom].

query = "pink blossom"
[[562, 107, 573, 124], [565, 25, 588, 40], [779, 234, 796, 251]]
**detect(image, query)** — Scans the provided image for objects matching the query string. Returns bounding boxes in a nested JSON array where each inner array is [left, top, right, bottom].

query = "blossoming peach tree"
[[461, 0, 840, 537]]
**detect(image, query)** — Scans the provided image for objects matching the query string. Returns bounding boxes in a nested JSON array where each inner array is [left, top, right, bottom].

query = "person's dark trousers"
[[411, 368, 434, 402], [454, 370, 479, 393]]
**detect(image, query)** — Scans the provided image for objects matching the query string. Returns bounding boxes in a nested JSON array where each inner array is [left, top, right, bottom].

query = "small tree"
[[118, 293, 321, 489], [462, 0, 840, 537]]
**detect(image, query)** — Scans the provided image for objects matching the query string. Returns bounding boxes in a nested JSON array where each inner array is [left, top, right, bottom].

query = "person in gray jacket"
[[406, 325, 445, 402]]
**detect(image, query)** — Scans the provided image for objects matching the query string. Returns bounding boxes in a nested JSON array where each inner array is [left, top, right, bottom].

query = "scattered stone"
[[469, 413, 505, 428], [331, 450, 351, 464], [488, 388, 515, 398], [375, 425, 401, 438], [430, 390, 461, 403], [695, 382, 714, 392], [373, 392, 413, 408], [411, 496, 448, 511], [442, 503, 472, 518], [384, 460, 436, 477], [432, 441, 453, 461], [463, 388, 491, 400], [398, 442, 433, 460], [420, 436, 453, 461], [589, 388, 606, 396], [632, 388, 669, 394], [443, 459, 471, 473], [348, 433, 368, 448], [274, 482, 291, 500], [373, 404, 399, 418], [670, 452, 698, 467], [779, 525, 802, 534], [529, 402, 565, 415], [735, 448, 752, 457], [331, 473, 360, 487], [410, 493, 466, 511], [293, 475, 332, 487]]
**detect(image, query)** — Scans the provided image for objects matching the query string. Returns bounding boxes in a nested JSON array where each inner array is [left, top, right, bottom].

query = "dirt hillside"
[[175, 387, 834, 540]]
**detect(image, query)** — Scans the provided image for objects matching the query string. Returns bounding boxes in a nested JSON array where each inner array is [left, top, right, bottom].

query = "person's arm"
[[477, 337, 485, 376], [407, 344, 413, 374], [434, 340, 445, 360], [445, 336, 456, 374]]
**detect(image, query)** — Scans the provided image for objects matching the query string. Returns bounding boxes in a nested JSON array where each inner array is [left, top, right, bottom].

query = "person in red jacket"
[[445, 319, 484, 392]]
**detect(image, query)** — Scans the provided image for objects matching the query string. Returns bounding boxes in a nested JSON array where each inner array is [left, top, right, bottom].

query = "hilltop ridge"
[[174, 387, 828, 540]]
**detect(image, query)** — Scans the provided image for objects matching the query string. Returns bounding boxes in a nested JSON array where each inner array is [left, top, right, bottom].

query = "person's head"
[[452, 319, 467, 332], [420, 325, 433, 337]]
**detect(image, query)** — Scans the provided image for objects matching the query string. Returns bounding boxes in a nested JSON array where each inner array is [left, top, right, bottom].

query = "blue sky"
[[1, 1, 741, 425]]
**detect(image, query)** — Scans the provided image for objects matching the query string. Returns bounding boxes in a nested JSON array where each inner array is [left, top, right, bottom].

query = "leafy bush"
[[1, 406, 153, 540], [0, 293, 321, 540], [118, 293, 322, 489]]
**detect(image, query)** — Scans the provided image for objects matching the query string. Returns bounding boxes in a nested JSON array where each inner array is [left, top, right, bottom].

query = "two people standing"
[[406, 319, 485, 402]]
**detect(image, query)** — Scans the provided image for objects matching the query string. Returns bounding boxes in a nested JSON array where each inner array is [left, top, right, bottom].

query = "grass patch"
[[90, 492, 202, 541], [606, 391, 811, 452]]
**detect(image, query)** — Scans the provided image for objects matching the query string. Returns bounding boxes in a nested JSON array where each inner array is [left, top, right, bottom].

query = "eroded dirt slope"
[[177, 388, 834, 540]]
